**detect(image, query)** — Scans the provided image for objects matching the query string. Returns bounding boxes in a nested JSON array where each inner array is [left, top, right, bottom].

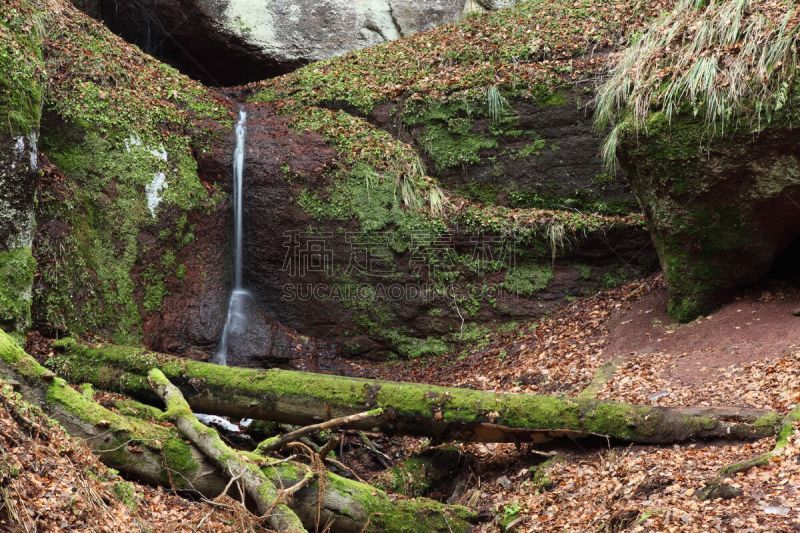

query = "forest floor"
[[301, 275, 800, 531], [6, 276, 799, 531], [0, 380, 256, 531]]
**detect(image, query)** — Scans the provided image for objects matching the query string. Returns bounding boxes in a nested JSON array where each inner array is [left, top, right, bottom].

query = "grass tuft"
[[596, 0, 800, 168]]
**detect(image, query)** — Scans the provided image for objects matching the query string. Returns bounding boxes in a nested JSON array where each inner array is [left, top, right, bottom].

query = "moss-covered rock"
[[241, 104, 654, 357], [600, 0, 800, 321], [621, 113, 800, 321], [240, 0, 669, 357], [0, 0, 45, 334], [31, 1, 233, 345]]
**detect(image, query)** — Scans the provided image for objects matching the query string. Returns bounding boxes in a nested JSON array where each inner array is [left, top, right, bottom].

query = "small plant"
[[500, 502, 522, 528], [487, 85, 511, 124], [546, 222, 567, 263]]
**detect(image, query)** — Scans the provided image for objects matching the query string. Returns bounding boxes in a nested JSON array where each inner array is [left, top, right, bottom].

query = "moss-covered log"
[[698, 404, 800, 501], [0, 332, 476, 532], [148, 368, 306, 532], [49, 339, 783, 444]]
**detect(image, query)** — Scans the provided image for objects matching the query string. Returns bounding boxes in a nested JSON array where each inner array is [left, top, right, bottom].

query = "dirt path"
[[605, 283, 800, 388]]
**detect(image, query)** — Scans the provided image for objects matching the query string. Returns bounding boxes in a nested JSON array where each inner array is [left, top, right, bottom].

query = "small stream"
[[197, 107, 251, 431]]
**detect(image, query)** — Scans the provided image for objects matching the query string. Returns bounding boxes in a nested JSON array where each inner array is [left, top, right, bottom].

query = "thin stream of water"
[[214, 108, 249, 365]]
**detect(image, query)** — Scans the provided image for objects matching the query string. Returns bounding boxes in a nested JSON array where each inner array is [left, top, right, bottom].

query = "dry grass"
[[596, 0, 800, 168]]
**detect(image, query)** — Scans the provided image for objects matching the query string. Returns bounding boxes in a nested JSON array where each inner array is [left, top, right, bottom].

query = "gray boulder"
[[74, 0, 517, 84]]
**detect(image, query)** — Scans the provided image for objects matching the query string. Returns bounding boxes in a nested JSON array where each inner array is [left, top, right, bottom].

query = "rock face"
[[367, 90, 635, 214], [620, 116, 800, 322], [601, 0, 800, 322], [33, 0, 658, 362], [76, 0, 512, 85], [0, 0, 43, 334], [241, 102, 655, 358]]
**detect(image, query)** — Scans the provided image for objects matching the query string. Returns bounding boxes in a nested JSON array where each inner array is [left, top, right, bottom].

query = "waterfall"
[[214, 108, 249, 365]]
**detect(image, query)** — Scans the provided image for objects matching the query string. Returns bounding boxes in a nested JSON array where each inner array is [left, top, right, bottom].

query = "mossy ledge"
[[598, 0, 800, 321], [46, 338, 782, 445]]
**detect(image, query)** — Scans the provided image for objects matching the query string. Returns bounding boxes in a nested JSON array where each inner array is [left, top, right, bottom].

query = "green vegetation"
[[500, 502, 522, 528], [0, 0, 44, 135], [32, 4, 230, 342], [245, 0, 659, 350], [255, 0, 670, 114], [597, 0, 800, 168], [502, 264, 553, 296], [0, 331, 202, 488], [111, 481, 137, 510], [0, 247, 35, 333]]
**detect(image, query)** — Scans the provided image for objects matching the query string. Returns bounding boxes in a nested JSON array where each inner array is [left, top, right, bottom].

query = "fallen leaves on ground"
[[0, 381, 262, 532], [328, 275, 799, 530]]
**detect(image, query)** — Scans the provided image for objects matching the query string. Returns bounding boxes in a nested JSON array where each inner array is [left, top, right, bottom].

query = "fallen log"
[[0, 332, 477, 532], [48, 339, 783, 444], [148, 368, 306, 532], [698, 404, 800, 500]]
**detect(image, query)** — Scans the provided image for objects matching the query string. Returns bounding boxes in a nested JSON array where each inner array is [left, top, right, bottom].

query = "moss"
[[161, 437, 199, 485], [0, 247, 35, 333], [80, 382, 95, 400], [419, 123, 498, 171], [512, 138, 547, 159], [0, 334, 198, 481], [575, 263, 592, 280], [385, 331, 450, 359], [582, 402, 640, 439], [31, 4, 230, 341], [502, 263, 553, 296], [253, 1, 666, 114], [111, 481, 137, 510], [456, 182, 501, 204], [113, 399, 164, 420], [451, 323, 490, 344], [50, 340, 784, 445], [601, 264, 635, 288], [0, 0, 44, 135], [383, 458, 430, 495]]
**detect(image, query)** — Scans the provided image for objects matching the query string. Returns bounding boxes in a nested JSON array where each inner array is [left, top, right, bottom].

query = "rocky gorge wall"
[[0, 0, 44, 337], [10, 0, 668, 364]]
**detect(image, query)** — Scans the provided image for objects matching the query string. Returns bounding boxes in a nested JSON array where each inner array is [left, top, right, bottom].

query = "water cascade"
[[214, 108, 249, 365]]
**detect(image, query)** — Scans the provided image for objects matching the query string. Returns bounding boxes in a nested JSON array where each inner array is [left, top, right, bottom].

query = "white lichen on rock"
[[145, 172, 168, 218]]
